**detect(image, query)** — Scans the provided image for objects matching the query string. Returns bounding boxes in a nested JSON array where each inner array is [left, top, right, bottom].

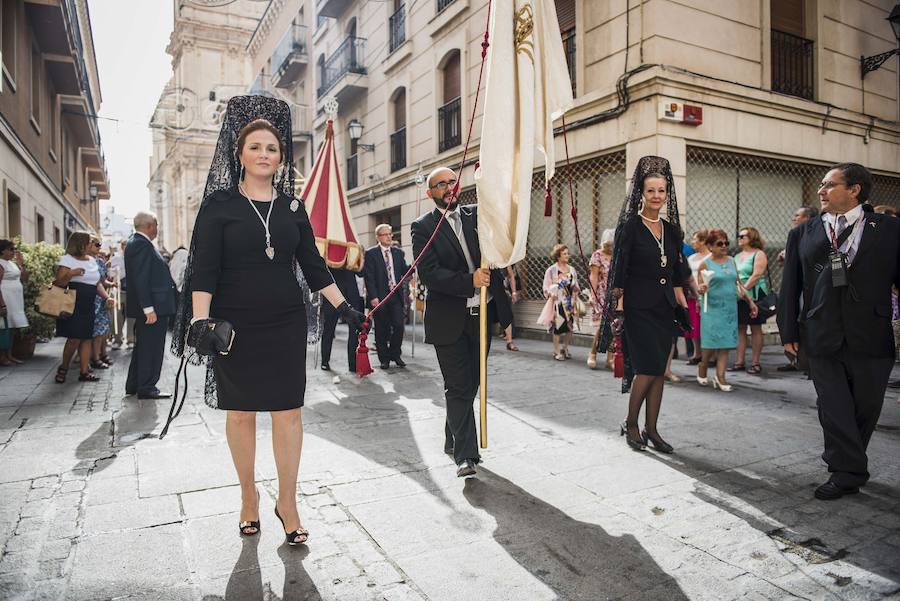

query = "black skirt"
[[56, 282, 97, 340], [624, 303, 675, 376]]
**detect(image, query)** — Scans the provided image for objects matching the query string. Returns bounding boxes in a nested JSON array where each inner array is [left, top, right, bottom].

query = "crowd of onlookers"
[[524, 203, 900, 393]]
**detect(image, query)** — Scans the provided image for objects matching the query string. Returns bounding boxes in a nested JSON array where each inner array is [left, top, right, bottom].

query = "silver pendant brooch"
[[265, 246, 275, 260], [290, 199, 299, 212]]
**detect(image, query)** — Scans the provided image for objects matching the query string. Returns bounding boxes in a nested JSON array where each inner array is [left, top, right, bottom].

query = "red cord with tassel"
[[544, 183, 553, 216], [355, 319, 374, 377]]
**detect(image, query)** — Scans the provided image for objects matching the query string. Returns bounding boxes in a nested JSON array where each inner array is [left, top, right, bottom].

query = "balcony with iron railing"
[[438, 97, 461, 153], [771, 29, 815, 101], [272, 24, 309, 88], [346, 154, 359, 189], [317, 36, 367, 100], [389, 4, 406, 53], [390, 127, 406, 172]]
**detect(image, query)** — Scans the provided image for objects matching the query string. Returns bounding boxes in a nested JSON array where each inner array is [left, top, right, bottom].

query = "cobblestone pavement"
[[1, 332, 898, 601]]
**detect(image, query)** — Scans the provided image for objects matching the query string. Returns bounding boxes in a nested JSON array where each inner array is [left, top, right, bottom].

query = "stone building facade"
[[158, 0, 900, 329], [0, 0, 110, 244], [148, 0, 266, 252]]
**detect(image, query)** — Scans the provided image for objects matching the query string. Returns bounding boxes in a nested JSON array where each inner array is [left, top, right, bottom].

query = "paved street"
[[1, 330, 899, 601]]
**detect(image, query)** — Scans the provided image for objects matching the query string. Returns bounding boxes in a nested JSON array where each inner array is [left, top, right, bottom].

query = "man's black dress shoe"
[[456, 459, 477, 478], [138, 391, 172, 400], [320, 363, 331, 371], [380, 362, 390, 369], [394, 358, 407, 368], [814, 481, 859, 500]]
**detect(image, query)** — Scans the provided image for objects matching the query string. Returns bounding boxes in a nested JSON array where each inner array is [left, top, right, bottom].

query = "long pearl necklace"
[[640, 212, 667, 267], [239, 183, 277, 260]]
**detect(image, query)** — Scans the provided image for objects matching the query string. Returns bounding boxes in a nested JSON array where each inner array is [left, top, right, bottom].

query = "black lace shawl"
[[169, 95, 319, 407], [597, 156, 683, 392]]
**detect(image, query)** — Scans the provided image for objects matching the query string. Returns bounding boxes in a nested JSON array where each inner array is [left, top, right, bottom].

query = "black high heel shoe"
[[620, 420, 646, 451], [239, 489, 260, 536], [642, 430, 674, 454], [274, 505, 309, 546]]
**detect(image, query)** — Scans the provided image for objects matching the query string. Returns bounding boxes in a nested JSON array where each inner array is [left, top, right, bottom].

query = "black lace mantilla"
[[597, 155, 683, 393], [169, 95, 320, 408]]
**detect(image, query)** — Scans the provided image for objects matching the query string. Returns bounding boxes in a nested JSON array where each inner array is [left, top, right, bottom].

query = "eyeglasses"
[[737, 234, 748, 239], [92, 242, 102, 247], [819, 181, 848, 190], [714, 241, 729, 247], [430, 179, 457, 190]]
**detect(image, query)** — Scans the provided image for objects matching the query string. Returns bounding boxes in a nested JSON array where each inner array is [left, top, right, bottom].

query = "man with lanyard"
[[778, 163, 900, 500]]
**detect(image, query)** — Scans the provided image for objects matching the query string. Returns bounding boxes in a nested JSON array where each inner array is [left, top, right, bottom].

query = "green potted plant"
[[13, 239, 63, 358]]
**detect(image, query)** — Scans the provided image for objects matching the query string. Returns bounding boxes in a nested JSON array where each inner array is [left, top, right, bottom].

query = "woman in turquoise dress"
[[732, 226, 769, 374], [696, 229, 757, 391]]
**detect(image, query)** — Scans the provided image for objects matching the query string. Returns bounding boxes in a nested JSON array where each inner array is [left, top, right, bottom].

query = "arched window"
[[438, 50, 461, 152], [390, 87, 406, 171]]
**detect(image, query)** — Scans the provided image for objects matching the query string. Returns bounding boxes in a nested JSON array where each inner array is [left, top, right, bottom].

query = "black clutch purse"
[[674, 305, 692, 334], [187, 318, 235, 356]]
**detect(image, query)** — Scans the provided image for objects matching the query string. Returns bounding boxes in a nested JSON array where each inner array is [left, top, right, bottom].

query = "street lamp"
[[860, 4, 900, 79], [347, 118, 375, 152]]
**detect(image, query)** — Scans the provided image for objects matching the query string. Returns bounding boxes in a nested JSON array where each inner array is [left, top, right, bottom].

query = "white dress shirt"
[[822, 204, 865, 264]]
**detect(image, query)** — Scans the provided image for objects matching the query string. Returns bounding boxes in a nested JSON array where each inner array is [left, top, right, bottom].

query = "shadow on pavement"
[[74, 394, 160, 475], [305, 374, 455, 508], [201, 538, 322, 601], [644, 450, 900, 589], [463, 468, 689, 601]]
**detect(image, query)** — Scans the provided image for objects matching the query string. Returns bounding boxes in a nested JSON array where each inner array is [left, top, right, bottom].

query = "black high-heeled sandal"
[[274, 506, 308, 546], [642, 430, 674, 454], [239, 489, 260, 536], [55, 366, 68, 383], [90, 359, 110, 370], [78, 372, 100, 382], [619, 420, 646, 451]]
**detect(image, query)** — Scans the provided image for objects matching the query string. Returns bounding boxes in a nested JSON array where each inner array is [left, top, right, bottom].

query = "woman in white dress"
[[0, 240, 29, 365]]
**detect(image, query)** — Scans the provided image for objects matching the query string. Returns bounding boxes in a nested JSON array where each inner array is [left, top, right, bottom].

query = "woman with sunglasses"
[[53, 231, 115, 383], [733, 227, 768, 374], [696, 230, 758, 391]]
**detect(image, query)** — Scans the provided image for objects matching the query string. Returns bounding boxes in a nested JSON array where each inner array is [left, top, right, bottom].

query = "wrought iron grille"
[[438, 97, 461, 153], [390, 127, 406, 172], [317, 36, 366, 98], [389, 4, 406, 53], [437, 0, 456, 13], [771, 30, 814, 101], [685, 147, 900, 289], [346, 154, 358, 189], [454, 151, 627, 301]]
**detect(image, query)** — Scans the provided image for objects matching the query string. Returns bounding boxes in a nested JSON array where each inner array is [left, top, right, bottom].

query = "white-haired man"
[[124, 211, 176, 399]]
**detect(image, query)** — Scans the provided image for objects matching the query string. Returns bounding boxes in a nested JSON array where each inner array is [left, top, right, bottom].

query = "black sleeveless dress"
[[190, 189, 334, 411]]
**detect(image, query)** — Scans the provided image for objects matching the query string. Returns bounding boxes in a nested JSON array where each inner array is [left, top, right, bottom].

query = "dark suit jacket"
[[411, 206, 513, 346], [613, 215, 691, 310], [363, 245, 409, 305], [777, 210, 900, 359], [330, 267, 363, 311], [124, 233, 177, 319]]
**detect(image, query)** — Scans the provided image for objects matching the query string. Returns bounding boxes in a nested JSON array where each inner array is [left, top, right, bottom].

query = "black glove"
[[187, 318, 235, 356], [337, 301, 366, 331]]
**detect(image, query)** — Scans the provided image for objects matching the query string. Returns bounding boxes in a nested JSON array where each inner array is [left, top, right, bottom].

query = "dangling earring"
[[239, 163, 245, 182], [638, 199, 645, 214]]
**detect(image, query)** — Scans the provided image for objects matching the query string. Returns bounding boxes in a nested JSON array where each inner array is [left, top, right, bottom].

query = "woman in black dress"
[[173, 97, 363, 546], [599, 157, 690, 453]]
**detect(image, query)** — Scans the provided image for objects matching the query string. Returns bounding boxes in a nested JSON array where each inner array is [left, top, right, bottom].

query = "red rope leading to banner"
[[355, 0, 494, 376]]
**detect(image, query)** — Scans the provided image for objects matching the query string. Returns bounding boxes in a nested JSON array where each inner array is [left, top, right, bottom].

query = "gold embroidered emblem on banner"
[[514, 4, 535, 64]]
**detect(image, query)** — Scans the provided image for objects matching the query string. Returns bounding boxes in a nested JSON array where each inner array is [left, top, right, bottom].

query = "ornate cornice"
[[247, 0, 287, 57]]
